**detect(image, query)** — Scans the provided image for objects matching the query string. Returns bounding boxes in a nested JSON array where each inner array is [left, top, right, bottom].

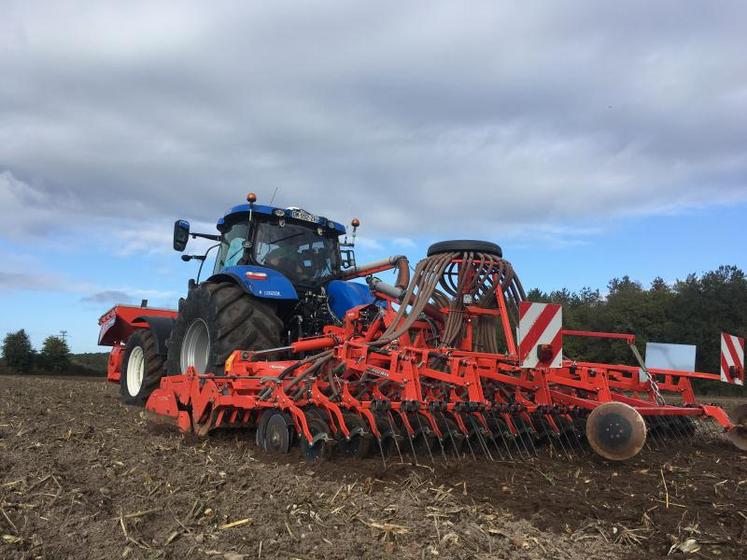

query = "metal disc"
[[338, 414, 372, 459], [586, 402, 647, 461], [726, 404, 747, 452], [300, 418, 331, 461], [264, 413, 292, 454], [255, 410, 274, 449]]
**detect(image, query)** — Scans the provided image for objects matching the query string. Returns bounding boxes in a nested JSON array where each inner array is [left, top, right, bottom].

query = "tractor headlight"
[[273, 209, 285, 217]]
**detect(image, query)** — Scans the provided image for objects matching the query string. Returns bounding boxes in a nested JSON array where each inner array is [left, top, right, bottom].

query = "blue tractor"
[[117, 193, 409, 405]]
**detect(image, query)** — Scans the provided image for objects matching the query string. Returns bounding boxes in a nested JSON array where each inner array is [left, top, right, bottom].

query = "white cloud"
[[0, 1, 746, 246]]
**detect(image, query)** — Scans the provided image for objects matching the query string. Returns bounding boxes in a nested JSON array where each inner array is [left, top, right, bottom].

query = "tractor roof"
[[217, 204, 347, 235]]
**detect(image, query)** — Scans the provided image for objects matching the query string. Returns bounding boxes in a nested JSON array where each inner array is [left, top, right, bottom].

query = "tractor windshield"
[[254, 222, 339, 286]]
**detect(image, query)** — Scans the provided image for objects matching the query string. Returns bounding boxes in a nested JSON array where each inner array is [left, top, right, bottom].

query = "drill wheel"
[[586, 402, 647, 461]]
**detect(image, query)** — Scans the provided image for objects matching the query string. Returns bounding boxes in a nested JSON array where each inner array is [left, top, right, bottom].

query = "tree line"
[[1, 330, 71, 374], [526, 265, 747, 393]]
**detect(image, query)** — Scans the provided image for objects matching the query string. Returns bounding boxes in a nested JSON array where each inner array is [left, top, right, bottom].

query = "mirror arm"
[[191, 232, 222, 242]]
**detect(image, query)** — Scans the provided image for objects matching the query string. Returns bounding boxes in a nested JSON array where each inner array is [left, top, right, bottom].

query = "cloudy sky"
[[1, 1, 746, 352]]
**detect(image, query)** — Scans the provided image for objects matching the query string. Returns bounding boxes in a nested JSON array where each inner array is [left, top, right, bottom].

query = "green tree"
[[39, 335, 71, 373], [1, 330, 36, 373]]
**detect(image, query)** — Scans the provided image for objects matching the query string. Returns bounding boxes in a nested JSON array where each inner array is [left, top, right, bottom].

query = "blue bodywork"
[[208, 268, 375, 318], [208, 266, 299, 300], [326, 280, 375, 320], [217, 204, 347, 235]]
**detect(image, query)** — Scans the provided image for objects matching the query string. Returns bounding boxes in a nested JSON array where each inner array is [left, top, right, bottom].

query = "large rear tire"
[[165, 282, 283, 375], [120, 329, 165, 406]]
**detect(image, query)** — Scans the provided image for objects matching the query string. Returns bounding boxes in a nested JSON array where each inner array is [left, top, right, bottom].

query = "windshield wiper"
[[269, 232, 306, 244]]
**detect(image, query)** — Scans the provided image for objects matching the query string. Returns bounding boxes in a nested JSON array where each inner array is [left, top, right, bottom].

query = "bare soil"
[[0, 375, 744, 560]]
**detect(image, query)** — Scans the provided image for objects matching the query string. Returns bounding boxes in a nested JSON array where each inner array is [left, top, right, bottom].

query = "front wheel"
[[120, 329, 165, 406]]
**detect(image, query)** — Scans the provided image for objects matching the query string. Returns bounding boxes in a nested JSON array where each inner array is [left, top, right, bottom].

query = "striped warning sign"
[[518, 302, 563, 368], [721, 333, 745, 386]]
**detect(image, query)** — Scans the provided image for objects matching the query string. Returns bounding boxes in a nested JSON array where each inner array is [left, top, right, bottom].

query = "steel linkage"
[[145, 245, 747, 463]]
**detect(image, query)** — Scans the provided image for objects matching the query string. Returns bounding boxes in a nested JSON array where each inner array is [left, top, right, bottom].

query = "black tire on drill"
[[120, 329, 166, 406], [165, 281, 283, 376]]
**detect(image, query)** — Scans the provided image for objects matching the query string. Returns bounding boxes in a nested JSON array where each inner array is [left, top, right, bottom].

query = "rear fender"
[[207, 265, 298, 301]]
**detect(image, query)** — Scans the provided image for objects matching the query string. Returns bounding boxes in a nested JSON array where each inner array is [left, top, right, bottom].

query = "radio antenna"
[[269, 187, 279, 206]]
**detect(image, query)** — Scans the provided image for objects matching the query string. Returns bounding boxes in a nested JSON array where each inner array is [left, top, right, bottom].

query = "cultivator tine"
[[668, 418, 687, 441], [434, 427, 449, 463], [492, 413, 514, 460], [458, 416, 478, 461], [437, 411, 463, 461], [516, 416, 538, 457], [414, 414, 437, 466], [649, 418, 668, 449], [386, 412, 405, 463], [514, 422, 533, 459], [485, 412, 507, 461], [405, 430, 420, 466], [376, 437, 388, 469], [552, 413, 576, 460], [468, 415, 494, 461]]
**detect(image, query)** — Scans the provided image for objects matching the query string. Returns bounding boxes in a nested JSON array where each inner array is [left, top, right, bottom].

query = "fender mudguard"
[[207, 265, 299, 301]]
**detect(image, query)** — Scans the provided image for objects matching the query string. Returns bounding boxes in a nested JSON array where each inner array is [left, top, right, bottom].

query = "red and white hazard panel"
[[721, 333, 745, 386], [518, 302, 563, 368]]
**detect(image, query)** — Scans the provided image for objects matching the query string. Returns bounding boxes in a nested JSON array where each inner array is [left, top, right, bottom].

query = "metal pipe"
[[340, 255, 410, 289]]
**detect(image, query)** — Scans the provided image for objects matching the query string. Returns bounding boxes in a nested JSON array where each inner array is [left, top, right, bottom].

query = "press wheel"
[[586, 402, 647, 461]]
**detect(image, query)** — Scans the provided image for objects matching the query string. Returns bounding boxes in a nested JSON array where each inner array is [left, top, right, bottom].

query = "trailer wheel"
[[120, 329, 165, 406], [165, 281, 283, 375]]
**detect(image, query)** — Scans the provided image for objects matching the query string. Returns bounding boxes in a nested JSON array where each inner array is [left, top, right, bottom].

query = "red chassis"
[[144, 301, 737, 449]]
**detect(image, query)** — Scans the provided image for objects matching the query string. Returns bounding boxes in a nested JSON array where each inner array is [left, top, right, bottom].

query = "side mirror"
[[173, 220, 190, 252]]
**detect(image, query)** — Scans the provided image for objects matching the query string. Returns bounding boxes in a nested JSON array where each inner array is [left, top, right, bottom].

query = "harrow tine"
[[486, 412, 507, 461], [650, 418, 670, 449], [459, 416, 478, 461], [438, 411, 463, 462], [651, 418, 669, 448], [386, 412, 405, 464], [667, 418, 687, 441], [569, 424, 586, 454], [541, 419, 563, 460], [490, 412, 513, 460], [414, 414, 436, 466], [405, 429, 420, 466], [376, 438, 388, 469], [498, 422, 515, 461], [469, 415, 494, 461], [435, 429, 449, 463], [510, 418, 530, 460], [510, 419, 531, 459], [517, 417, 539, 457], [552, 426, 571, 460], [553, 413, 576, 460]]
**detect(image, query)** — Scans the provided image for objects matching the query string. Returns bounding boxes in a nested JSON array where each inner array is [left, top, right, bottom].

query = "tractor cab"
[[214, 204, 346, 289]]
